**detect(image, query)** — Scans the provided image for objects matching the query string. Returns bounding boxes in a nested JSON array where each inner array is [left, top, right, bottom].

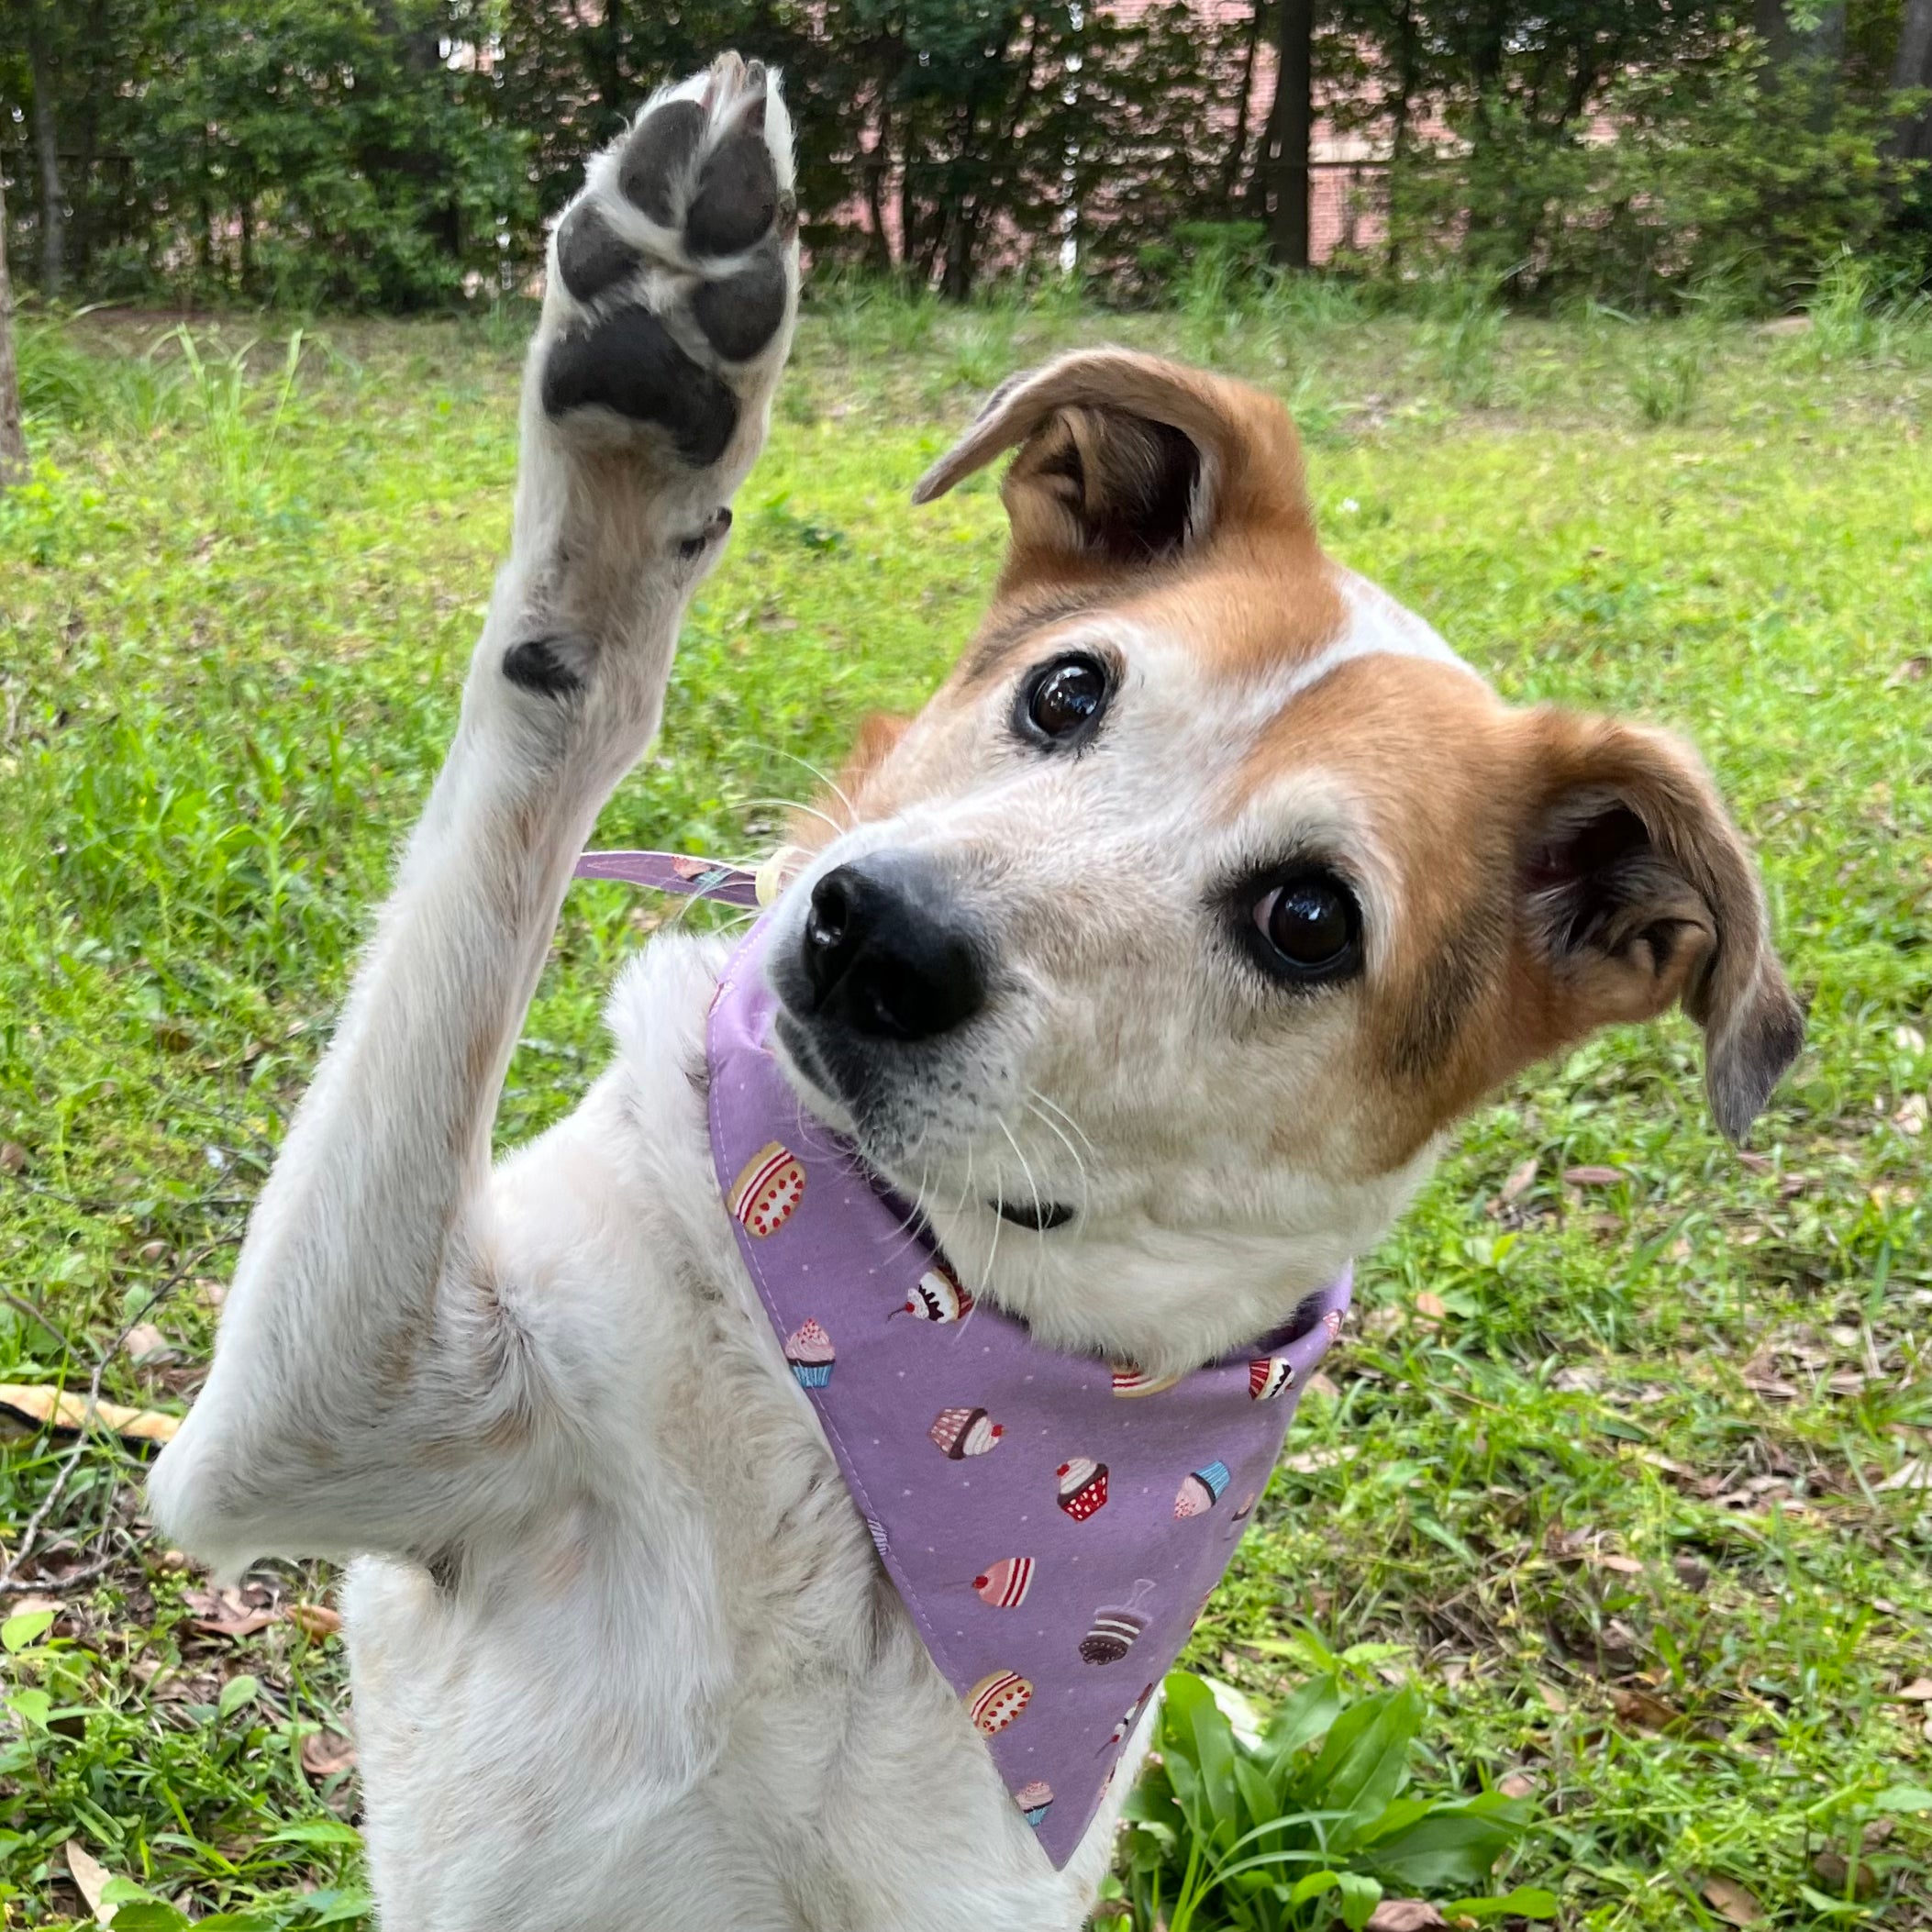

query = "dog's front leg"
[[153, 57, 800, 1574]]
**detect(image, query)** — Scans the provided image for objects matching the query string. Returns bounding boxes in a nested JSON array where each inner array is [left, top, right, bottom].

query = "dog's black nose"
[[801, 855, 986, 1041]]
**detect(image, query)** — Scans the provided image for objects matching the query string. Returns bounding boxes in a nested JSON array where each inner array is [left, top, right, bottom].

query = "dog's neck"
[[905, 1160, 1427, 1379]]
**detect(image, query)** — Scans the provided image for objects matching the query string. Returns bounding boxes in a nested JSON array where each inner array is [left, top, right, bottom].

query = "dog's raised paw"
[[537, 53, 798, 462]]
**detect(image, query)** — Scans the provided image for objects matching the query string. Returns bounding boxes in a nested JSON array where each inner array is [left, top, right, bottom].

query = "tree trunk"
[[1220, 2, 1265, 210], [25, 4, 64, 297], [1891, 0, 1932, 164], [0, 168, 28, 489], [1268, 0, 1314, 268]]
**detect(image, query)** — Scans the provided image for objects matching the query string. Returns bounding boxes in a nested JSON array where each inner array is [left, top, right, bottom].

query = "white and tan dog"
[[151, 56, 1804, 1932]]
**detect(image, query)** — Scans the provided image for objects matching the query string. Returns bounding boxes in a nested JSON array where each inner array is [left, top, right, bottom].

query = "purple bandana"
[[577, 851, 1354, 1866]]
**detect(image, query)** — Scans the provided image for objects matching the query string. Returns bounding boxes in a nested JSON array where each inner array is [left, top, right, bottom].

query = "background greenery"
[[1, 280, 1930, 1927], [2, 0, 1930, 311]]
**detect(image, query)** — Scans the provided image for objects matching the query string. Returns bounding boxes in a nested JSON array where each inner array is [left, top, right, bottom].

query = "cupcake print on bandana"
[[1175, 1460, 1231, 1518], [728, 1142, 805, 1238], [698, 910, 1359, 1873], [783, 1319, 835, 1388], [1015, 1781, 1054, 1828], [1080, 1580, 1156, 1665], [895, 1263, 974, 1324], [1056, 1457, 1109, 1520], [931, 1406, 1003, 1459]]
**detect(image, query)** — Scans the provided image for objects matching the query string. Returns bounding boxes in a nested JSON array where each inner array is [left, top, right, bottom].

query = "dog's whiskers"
[[1025, 1094, 1092, 1217], [746, 794, 847, 843], [749, 743, 858, 829], [1027, 1086, 1097, 1156], [995, 1117, 1051, 1248]]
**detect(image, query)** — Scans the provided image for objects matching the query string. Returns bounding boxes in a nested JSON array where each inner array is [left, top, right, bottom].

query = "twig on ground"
[[0, 1233, 233, 1593]]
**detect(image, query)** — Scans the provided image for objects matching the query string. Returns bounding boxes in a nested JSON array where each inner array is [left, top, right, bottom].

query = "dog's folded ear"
[[1513, 709, 1804, 1143], [912, 350, 1312, 586]]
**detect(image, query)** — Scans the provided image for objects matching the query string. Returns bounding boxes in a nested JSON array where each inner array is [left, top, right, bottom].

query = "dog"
[[150, 53, 1804, 1932]]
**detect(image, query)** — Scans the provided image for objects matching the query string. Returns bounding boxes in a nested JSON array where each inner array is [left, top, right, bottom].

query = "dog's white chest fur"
[[339, 941, 1120, 1931]]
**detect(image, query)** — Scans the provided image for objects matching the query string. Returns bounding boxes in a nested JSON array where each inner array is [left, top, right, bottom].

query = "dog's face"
[[762, 352, 1804, 1371]]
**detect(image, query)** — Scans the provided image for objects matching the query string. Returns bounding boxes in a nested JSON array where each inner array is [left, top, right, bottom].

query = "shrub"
[[1103, 1665, 1549, 1932], [1392, 39, 1911, 310]]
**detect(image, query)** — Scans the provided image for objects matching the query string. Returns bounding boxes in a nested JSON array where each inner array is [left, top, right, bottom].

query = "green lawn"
[[2, 287, 1929, 1930]]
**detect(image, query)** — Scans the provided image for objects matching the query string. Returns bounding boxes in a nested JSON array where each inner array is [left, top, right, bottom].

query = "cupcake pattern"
[[1175, 1460, 1232, 1518], [700, 911, 1357, 1872], [1056, 1457, 1109, 1520], [1249, 1355, 1295, 1401], [728, 1142, 805, 1238], [931, 1405, 1004, 1459], [975, 1556, 1037, 1608], [1015, 1780, 1054, 1827], [784, 1318, 835, 1388], [967, 1668, 1033, 1734], [896, 1263, 974, 1324], [1080, 1579, 1156, 1665]]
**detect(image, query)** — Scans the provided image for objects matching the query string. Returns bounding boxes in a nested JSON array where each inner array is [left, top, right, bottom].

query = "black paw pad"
[[618, 99, 705, 226], [503, 635, 584, 697], [686, 128, 779, 257], [540, 305, 739, 467], [556, 204, 640, 303], [690, 251, 787, 362]]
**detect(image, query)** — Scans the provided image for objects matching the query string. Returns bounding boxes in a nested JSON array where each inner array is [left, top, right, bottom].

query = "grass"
[[2, 280, 1930, 1929]]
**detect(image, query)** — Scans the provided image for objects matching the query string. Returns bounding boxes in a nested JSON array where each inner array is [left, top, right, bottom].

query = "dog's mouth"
[[769, 1010, 1079, 1234], [993, 1197, 1076, 1231]]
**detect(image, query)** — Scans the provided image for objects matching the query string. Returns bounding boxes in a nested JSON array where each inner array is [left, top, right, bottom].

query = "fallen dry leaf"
[[1365, 1904, 1447, 1931], [1537, 1681, 1570, 1714], [1563, 1164, 1626, 1186], [1592, 1551, 1645, 1575], [1413, 1291, 1448, 1323], [1497, 1771, 1537, 1798], [1883, 654, 1929, 687], [0, 1141, 26, 1174], [1893, 1094, 1928, 1137], [1895, 1677, 1932, 1702], [1811, 1849, 1878, 1900], [291, 1603, 343, 1639], [1500, 1156, 1538, 1202], [183, 1585, 281, 1638], [1701, 1875, 1763, 1925], [1612, 1687, 1685, 1731], [64, 1841, 117, 1923], [301, 1726, 358, 1779], [1879, 1460, 1932, 1492], [0, 1383, 180, 1444]]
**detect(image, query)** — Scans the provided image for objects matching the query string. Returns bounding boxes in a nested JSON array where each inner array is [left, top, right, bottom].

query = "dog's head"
[[761, 350, 1803, 1372]]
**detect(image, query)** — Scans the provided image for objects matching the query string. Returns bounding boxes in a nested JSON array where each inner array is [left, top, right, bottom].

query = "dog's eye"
[[1018, 654, 1110, 748], [1251, 872, 1361, 981]]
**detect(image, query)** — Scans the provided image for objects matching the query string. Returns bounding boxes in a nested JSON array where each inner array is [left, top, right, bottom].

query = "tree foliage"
[[0, 0, 1926, 307]]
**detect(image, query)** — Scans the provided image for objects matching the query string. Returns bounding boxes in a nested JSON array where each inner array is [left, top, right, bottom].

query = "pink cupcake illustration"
[[930, 1406, 1003, 1459], [974, 1557, 1036, 1607], [1174, 1460, 1231, 1518], [783, 1319, 835, 1389], [1015, 1780, 1053, 1827]]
